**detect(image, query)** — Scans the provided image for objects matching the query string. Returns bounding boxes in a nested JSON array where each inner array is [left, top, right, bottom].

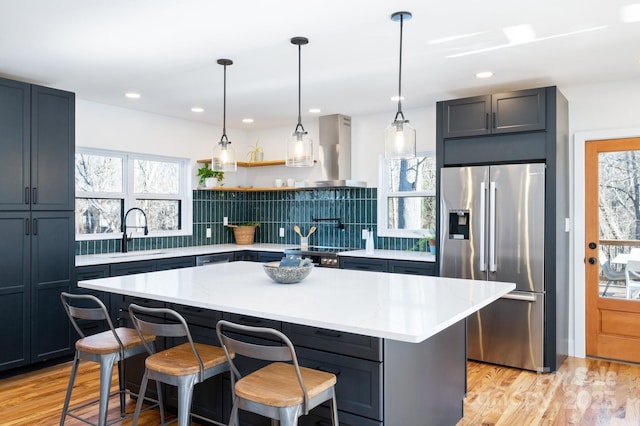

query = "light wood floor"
[[0, 361, 180, 426], [459, 357, 640, 426], [2, 356, 640, 425]]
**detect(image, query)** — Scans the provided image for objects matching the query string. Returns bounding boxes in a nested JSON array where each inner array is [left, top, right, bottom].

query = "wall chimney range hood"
[[304, 114, 366, 188]]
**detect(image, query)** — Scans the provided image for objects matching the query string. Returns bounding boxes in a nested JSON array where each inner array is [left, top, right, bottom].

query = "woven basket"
[[230, 225, 257, 245]]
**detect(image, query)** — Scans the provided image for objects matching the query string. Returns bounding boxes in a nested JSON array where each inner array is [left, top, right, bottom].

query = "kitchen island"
[[79, 261, 514, 425]]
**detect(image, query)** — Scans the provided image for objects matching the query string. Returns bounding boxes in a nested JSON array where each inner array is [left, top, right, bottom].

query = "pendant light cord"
[[295, 42, 305, 134], [395, 13, 406, 123], [221, 62, 229, 143]]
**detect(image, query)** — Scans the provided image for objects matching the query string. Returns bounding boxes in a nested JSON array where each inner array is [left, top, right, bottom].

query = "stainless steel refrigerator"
[[439, 163, 546, 371]]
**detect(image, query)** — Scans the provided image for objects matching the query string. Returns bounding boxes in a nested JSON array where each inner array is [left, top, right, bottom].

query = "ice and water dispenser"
[[448, 210, 470, 240]]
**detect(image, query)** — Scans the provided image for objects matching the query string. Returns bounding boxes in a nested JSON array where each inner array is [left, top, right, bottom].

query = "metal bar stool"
[[128, 303, 232, 426], [216, 319, 339, 426], [60, 292, 161, 426]]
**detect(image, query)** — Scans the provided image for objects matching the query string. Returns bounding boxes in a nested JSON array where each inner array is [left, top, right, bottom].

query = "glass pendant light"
[[385, 11, 416, 159], [212, 58, 237, 172], [286, 37, 314, 167]]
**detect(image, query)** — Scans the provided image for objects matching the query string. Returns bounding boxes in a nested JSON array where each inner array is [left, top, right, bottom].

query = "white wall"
[[75, 99, 249, 188], [351, 106, 437, 185], [76, 99, 436, 189], [561, 77, 640, 358], [242, 106, 437, 188], [243, 122, 323, 188]]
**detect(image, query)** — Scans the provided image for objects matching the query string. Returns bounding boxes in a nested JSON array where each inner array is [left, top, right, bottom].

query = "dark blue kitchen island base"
[[117, 297, 467, 426], [384, 319, 466, 425]]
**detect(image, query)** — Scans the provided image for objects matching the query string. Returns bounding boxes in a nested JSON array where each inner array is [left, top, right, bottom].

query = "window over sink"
[[75, 147, 192, 240], [377, 152, 436, 238]]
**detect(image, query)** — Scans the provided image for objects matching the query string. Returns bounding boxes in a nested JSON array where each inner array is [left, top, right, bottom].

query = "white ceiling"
[[2, 0, 639, 129]]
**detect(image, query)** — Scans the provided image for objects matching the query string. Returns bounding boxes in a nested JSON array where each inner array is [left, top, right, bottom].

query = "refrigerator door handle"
[[479, 182, 487, 272], [501, 292, 538, 302], [489, 181, 497, 272]]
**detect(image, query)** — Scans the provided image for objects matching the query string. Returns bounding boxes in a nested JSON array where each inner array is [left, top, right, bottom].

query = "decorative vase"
[[248, 151, 264, 162], [205, 177, 216, 188]]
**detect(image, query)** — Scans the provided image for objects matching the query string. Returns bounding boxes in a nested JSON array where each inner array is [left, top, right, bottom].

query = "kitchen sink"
[[106, 250, 166, 258]]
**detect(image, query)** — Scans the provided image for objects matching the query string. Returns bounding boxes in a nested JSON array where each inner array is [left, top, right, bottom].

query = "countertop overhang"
[[79, 261, 514, 343], [76, 244, 436, 266]]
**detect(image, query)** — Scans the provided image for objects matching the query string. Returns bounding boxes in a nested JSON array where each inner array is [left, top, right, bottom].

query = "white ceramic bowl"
[[263, 261, 313, 284]]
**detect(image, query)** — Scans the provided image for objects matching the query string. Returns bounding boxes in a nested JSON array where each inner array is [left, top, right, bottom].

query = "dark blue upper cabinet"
[[442, 88, 545, 139], [0, 78, 30, 210], [0, 78, 75, 211], [30, 85, 75, 211]]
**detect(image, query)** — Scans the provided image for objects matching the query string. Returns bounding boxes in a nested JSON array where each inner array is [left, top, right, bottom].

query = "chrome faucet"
[[121, 207, 148, 253]]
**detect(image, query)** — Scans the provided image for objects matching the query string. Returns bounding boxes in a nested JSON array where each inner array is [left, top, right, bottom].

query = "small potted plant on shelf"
[[409, 228, 436, 253], [197, 163, 224, 188], [247, 139, 264, 162], [228, 221, 260, 245], [426, 228, 436, 254]]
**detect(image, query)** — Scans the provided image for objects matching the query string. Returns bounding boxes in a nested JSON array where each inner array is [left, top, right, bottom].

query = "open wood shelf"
[[197, 159, 286, 167], [197, 159, 316, 167]]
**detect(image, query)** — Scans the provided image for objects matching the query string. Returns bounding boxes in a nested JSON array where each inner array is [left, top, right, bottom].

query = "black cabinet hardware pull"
[[32, 187, 37, 204], [25, 218, 30, 236], [485, 113, 489, 130], [25, 187, 30, 204], [239, 316, 261, 324], [492, 111, 496, 129], [32, 218, 38, 235], [315, 329, 342, 338]]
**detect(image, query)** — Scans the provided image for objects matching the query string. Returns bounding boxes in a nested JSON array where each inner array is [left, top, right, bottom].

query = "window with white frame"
[[75, 148, 192, 240], [377, 152, 436, 238]]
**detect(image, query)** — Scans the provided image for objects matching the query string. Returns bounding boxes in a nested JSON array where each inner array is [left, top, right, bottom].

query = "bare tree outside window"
[[75, 150, 189, 237], [75, 153, 123, 234], [599, 151, 640, 241], [379, 153, 436, 237]]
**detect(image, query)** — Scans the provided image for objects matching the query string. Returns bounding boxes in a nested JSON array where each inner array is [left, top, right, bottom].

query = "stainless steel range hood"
[[303, 114, 366, 188]]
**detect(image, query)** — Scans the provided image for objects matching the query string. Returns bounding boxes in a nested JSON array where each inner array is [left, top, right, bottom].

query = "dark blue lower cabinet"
[[295, 347, 382, 422], [298, 406, 382, 426], [339, 257, 387, 272]]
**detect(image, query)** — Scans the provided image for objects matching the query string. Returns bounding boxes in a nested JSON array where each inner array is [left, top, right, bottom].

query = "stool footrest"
[[63, 389, 160, 426]]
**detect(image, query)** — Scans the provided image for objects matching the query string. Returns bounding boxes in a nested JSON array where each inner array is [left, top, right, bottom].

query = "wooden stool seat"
[[216, 320, 339, 426], [129, 304, 232, 426], [60, 292, 159, 426], [235, 362, 337, 407], [76, 327, 155, 355], [145, 342, 228, 376]]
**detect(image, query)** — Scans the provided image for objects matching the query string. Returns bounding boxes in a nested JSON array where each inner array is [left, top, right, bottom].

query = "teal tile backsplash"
[[76, 187, 425, 255]]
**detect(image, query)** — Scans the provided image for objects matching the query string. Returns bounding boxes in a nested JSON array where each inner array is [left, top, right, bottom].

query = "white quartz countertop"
[[76, 244, 435, 266], [79, 261, 514, 343], [76, 244, 293, 267]]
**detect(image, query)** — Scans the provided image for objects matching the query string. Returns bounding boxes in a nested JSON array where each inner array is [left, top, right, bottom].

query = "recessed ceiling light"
[[242, 118, 254, 123], [124, 92, 140, 99], [391, 96, 405, 101], [476, 71, 494, 79], [191, 107, 204, 113], [309, 108, 321, 113]]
